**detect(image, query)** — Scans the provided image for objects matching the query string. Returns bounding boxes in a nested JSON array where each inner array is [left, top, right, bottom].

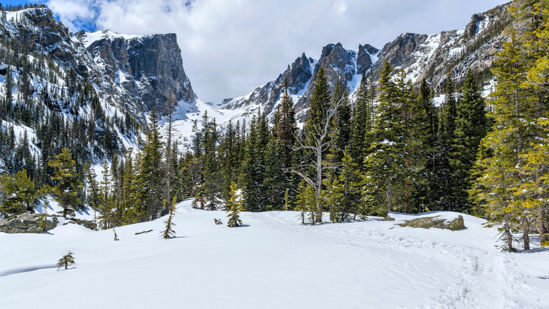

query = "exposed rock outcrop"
[[0, 214, 57, 233]]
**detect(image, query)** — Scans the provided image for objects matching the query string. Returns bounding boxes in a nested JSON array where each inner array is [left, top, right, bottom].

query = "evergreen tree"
[[241, 113, 269, 211], [434, 73, 458, 210], [0, 169, 38, 215], [417, 79, 439, 210], [324, 147, 361, 222], [349, 71, 370, 165], [140, 110, 164, 220], [201, 114, 222, 210], [450, 70, 487, 213], [363, 61, 404, 216], [98, 161, 116, 229], [48, 148, 82, 218], [274, 79, 297, 169], [471, 1, 547, 251], [226, 182, 243, 227], [263, 133, 286, 210], [57, 251, 75, 271], [295, 180, 315, 224]]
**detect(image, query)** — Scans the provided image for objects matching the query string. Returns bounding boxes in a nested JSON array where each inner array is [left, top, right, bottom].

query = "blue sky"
[[3, 0, 509, 102], [1, 0, 98, 31]]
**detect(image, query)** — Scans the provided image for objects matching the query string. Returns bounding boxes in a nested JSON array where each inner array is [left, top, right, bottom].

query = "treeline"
[[177, 64, 488, 221]]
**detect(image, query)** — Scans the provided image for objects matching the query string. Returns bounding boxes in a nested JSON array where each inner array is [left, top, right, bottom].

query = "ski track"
[[249, 212, 544, 309]]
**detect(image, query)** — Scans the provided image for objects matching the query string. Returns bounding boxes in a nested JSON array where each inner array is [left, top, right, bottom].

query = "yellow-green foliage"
[[226, 182, 242, 227]]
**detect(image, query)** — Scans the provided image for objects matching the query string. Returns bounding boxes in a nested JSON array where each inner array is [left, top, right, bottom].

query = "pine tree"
[[140, 110, 164, 220], [417, 79, 439, 210], [349, 71, 370, 165], [263, 133, 286, 210], [295, 180, 315, 224], [324, 147, 361, 222], [226, 182, 243, 227], [48, 148, 82, 218], [283, 188, 291, 211], [362, 61, 404, 216], [274, 79, 297, 169], [98, 161, 116, 229], [0, 169, 38, 215], [201, 114, 222, 210], [520, 118, 549, 247], [450, 70, 487, 213], [241, 113, 269, 211], [434, 74, 458, 211], [57, 251, 75, 270], [471, 1, 547, 251]]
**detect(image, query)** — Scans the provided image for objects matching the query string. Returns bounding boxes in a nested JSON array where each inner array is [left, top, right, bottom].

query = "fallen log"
[[134, 229, 153, 235]]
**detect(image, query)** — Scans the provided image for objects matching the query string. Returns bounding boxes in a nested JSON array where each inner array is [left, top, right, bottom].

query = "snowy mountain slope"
[[0, 7, 200, 174], [217, 2, 511, 126], [1, 199, 548, 309]]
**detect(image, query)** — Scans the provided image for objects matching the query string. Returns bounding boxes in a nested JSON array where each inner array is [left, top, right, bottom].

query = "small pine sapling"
[[283, 188, 291, 211], [57, 251, 75, 270], [162, 197, 177, 239], [226, 182, 242, 227]]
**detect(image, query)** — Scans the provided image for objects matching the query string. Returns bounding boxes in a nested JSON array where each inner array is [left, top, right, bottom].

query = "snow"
[[1, 200, 548, 309], [82, 30, 144, 48]]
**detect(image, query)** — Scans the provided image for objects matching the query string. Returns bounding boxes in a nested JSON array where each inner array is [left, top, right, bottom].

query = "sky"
[[4, 0, 509, 103]]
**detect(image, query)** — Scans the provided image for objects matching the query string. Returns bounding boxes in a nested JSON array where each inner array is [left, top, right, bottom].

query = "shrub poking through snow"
[[399, 215, 465, 231], [226, 182, 242, 227], [214, 218, 223, 225], [57, 251, 75, 270]]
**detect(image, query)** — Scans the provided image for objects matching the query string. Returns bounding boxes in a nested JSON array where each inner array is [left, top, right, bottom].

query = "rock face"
[[223, 52, 315, 118], [81, 31, 196, 114], [223, 42, 378, 121], [0, 214, 57, 233]]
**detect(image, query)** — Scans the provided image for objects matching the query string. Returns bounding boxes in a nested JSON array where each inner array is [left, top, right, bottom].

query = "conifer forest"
[[0, 1, 548, 308]]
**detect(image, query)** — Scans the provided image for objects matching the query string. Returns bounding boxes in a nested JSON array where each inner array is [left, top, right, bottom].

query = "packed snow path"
[[1, 200, 548, 308]]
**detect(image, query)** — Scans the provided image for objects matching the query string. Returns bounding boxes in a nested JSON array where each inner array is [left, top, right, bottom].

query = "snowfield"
[[1, 200, 548, 309]]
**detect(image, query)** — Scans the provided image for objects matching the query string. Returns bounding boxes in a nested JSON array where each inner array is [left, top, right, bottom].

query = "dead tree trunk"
[[165, 93, 175, 213]]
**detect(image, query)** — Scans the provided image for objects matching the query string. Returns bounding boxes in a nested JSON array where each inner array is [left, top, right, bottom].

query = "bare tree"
[[165, 92, 177, 213], [291, 97, 343, 224]]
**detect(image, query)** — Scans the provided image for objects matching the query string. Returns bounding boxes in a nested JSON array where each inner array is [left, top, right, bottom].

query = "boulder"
[[398, 215, 466, 231], [0, 213, 58, 234]]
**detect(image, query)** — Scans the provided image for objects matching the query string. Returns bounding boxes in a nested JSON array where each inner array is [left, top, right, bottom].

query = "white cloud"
[[47, 0, 508, 103]]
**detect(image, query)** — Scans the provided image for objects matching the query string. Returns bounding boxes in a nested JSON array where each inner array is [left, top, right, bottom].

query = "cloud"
[[47, 0, 508, 103]]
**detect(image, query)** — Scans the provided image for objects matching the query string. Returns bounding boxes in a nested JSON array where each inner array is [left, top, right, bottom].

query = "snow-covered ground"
[[1, 200, 548, 309]]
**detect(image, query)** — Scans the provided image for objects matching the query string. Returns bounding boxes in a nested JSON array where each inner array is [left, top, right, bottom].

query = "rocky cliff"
[[78, 30, 196, 114]]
